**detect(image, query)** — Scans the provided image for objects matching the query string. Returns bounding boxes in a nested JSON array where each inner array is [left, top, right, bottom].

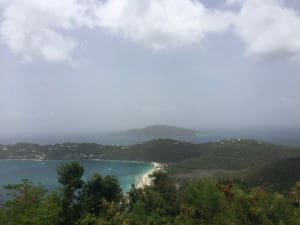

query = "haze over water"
[[1, 1, 300, 142], [1, 128, 300, 147]]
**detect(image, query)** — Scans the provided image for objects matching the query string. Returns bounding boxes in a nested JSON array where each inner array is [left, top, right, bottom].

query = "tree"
[[0, 180, 60, 225], [80, 173, 121, 216], [292, 181, 300, 206], [102, 175, 122, 202], [56, 161, 84, 225], [185, 179, 227, 224]]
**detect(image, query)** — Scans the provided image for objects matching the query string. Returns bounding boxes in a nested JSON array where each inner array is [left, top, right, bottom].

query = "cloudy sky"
[[1, 0, 300, 137]]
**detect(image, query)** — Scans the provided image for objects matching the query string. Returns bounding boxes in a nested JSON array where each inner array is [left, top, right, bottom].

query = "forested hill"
[[104, 139, 300, 164], [1, 138, 300, 191], [1, 138, 300, 166], [241, 157, 300, 192], [115, 124, 200, 138]]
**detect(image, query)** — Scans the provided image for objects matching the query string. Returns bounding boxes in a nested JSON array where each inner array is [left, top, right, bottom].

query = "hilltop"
[[116, 124, 200, 138], [1, 139, 299, 164]]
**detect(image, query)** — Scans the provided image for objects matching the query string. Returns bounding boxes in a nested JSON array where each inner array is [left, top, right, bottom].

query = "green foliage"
[[57, 161, 84, 225], [57, 161, 84, 188], [56, 162, 122, 224], [167, 140, 300, 176], [232, 187, 297, 225], [80, 173, 121, 215], [185, 179, 226, 223], [76, 214, 99, 225], [292, 182, 300, 206], [241, 157, 300, 192], [1, 162, 299, 225], [0, 180, 60, 225]]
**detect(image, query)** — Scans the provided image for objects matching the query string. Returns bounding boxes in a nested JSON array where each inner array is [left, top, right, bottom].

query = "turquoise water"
[[0, 160, 153, 193]]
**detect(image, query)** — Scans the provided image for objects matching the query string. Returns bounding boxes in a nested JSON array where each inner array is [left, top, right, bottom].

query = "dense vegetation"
[[241, 157, 300, 192], [2, 139, 300, 163], [165, 139, 300, 181], [0, 162, 299, 225]]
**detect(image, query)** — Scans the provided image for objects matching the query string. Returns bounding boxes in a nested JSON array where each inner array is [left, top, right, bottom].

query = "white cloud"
[[0, 0, 93, 63], [231, 0, 300, 60], [0, 0, 233, 61], [94, 0, 233, 49], [1, 0, 300, 63]]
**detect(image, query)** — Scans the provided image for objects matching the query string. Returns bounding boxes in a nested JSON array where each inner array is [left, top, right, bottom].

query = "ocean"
[[0, 160, 153, 197]]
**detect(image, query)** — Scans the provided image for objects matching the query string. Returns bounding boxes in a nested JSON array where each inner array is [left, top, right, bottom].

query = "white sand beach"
[[136, 162, 164, 189]]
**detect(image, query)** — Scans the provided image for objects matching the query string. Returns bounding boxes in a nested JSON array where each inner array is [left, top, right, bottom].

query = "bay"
[[0, 160, 153, 195]]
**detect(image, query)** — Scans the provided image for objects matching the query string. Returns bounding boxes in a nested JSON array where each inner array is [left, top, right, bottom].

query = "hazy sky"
[[1, 0, 300, 136]]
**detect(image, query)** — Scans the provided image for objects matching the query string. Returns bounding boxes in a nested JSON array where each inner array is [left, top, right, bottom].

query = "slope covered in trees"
[[0, 162, 299, 225], [2, 139, 299, 164], [241, 157, 300, 192]]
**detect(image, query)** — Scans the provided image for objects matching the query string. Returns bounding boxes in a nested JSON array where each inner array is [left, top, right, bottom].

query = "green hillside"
[[103, 139, 204, 162], [166, 139, 300, 177], [241, 157, 300, 192]]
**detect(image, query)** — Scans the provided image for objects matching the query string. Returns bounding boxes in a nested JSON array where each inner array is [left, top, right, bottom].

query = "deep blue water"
[[0, 160, 153, 197]]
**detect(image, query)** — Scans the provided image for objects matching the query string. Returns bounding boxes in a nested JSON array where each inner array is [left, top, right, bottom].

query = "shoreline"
[[136, 162, 164, 189], [0, 159, 163, 191]]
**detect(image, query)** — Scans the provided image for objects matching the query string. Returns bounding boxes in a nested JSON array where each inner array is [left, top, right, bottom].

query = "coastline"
[[136, 162, 164, 189], [0, 159, 158, 192]]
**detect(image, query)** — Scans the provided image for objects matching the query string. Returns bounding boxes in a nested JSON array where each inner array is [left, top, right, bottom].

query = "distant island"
[[115, 124, 201, 138]]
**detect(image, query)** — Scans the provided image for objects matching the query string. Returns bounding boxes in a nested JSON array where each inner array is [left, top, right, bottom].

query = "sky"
[[0, 0, 300, 137]]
